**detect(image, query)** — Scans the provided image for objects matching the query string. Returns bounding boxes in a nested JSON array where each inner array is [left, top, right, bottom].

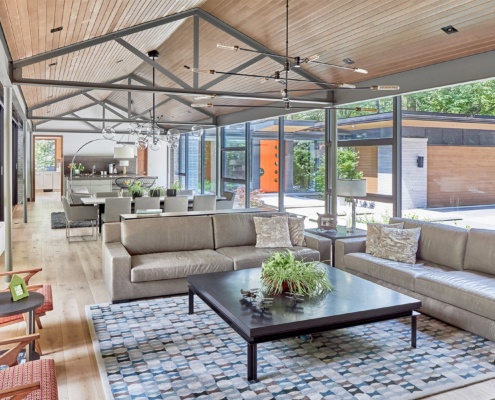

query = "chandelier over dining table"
[[102, 49, 204, 150]]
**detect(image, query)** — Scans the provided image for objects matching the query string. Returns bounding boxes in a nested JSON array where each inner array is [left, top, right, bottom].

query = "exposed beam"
[[200, 54, 265, 90], [130, 74, 217, 120], [197, 9, 329, 90], [193, 15, 199, 89], [30, 75, 129, 111], [83, 93, 130, 120], [70, 113, 99, 130], [111, 97, 172, 129], [13, 9, 197, 69], [32, 115, 214, 125], [115, 38, 191, 89]]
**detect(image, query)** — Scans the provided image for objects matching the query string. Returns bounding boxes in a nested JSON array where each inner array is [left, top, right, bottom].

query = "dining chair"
[[134, 196, 160, 212], [0, 334, 58, 400], [216, 191, 236, 210], [95, 191, 119, 198], [192, 194, 217, 211], [177, 189, 193, 196], [163, 196, 189, 212], [101, 197, 132, 223], [61, 196, 98, 241], [70, 192, 92, 205]]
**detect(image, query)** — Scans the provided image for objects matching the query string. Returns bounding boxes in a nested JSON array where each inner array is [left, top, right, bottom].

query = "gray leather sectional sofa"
[[102, 212, 331, 302], [335, 217, 495, 341]]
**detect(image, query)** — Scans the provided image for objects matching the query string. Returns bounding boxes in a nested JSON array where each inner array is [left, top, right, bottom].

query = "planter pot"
[[149, 189, 162, 197], [73, 169, 80, 176], [166, 189, 177, 197], [132, 193, 143, 199]]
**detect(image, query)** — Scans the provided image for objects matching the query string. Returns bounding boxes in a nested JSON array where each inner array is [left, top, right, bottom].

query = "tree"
[[35, 140, 55, 170]]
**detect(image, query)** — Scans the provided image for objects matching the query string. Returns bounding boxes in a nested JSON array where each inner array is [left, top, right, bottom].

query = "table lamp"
[[119, 160, 129, 175], [336, 179, 367, 233]]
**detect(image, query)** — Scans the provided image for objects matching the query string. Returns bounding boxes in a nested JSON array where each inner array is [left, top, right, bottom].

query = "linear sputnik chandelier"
[[184, 0, 399, 110]]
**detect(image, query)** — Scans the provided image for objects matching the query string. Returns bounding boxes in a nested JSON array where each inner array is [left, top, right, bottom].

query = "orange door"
[[259, 140, 279, 193]]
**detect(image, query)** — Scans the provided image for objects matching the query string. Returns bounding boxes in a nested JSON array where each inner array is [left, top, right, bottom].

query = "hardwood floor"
[[3, 191, 495, 399]]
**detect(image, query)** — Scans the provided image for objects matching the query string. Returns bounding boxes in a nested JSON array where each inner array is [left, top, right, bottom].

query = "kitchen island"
[[64, 175, 157, 196]]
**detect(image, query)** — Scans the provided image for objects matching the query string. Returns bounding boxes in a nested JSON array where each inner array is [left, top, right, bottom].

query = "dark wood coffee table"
[[188, 266, 421, 381]]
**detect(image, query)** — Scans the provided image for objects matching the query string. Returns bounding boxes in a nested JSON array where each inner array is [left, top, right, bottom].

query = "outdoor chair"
[[0, 268, 53, 355], [134, 197, 160, 212], [0, 334, 58, 400], [61, 196, 98, 242], [95, 191, 119, 198], [163, 196, 189, 212], [192, 194, 217, 211], [101, 197, 132, 224]]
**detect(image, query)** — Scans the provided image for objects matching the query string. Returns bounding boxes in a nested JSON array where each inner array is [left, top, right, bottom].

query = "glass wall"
[[222, 123, 246, 208], [203, 128, 217, 194]]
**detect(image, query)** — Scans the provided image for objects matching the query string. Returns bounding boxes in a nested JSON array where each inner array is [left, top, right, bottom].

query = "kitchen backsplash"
[[63, 155, 137, 175]]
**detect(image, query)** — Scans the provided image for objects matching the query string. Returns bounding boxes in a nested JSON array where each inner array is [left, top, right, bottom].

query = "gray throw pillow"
[[374, 227, 421, 264], [288, 217, 306, 246], [366, 222, 405, 255], [254, 215, 293, 248]]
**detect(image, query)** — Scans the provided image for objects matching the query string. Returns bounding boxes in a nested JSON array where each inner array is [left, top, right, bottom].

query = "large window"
[[222, 124, 246, 208]]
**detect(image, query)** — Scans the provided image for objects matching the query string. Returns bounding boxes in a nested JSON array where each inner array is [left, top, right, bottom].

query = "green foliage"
[[286, 110, 325, 122], [403, 81, 495, 115], [171, 181, 183, 190], [35, 140, 55, 170], [337, 148, 363, 179], [293, 142, 313, 189], [128, 181, 144, 197], [261, 251, 334, 296], [148, 186, 165, 196]]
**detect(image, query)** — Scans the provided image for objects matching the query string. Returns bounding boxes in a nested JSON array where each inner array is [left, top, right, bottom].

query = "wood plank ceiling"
[[1, 0, 495, 126]]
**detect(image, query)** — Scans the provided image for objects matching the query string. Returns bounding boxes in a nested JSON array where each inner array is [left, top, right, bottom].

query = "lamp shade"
[[114, 146, 134, 159], [336, 179, 367, 197], [119, 160, 129, 167]]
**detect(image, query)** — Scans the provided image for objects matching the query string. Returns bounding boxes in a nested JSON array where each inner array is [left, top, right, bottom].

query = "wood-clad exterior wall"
[[427, 146, 495, 208], [355, 146, 378, 193]]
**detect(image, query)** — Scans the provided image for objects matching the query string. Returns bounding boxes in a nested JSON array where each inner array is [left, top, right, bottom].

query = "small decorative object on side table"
[[9, 275, 29, 301], [316, 212, 338, 231]]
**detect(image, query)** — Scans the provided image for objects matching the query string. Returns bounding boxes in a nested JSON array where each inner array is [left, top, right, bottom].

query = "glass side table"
[[306, 226, 367, 266]]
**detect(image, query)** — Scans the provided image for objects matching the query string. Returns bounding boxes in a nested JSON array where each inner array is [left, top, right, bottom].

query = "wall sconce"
[[417, 156, 424, 168]]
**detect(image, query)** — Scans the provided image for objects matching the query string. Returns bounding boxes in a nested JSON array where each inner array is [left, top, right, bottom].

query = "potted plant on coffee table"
[[261, 251, 334, 296]]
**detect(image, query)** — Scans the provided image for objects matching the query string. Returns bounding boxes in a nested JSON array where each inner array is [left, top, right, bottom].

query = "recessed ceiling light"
[[48, 62, 57, 67], [50, 26, 63, 33], [441, 25, 458, 34], [343, 58, 355, 65]]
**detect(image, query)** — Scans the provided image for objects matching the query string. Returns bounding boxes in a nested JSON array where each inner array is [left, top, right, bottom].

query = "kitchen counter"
[[65, 174, 153, 180]]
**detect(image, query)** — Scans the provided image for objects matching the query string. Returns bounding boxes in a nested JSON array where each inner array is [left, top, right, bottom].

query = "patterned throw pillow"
[[288, 217, 306, 246], [366, 222, 405, 255], [374, 227, 421, 264], [254, 216, 293, 248]]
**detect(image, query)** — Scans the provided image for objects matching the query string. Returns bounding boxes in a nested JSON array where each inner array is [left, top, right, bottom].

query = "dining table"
[[80, 194, 226, 232]]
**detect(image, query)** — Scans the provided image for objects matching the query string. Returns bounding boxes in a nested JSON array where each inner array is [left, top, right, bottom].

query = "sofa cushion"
[[216, 246, 320, 270], [373, 227, 421, 264], [366, 222, 404, 255], [131, 249, 233, 282], [122, 216, 214, 255], [288, 217, 306, 246], [212, 212, 286, 249], [389, 218, 468, 270], [254, 215, 292, 248], [342, 253, 453, 292], [463, 229, 495, 275], [415, 270, 495, 321]]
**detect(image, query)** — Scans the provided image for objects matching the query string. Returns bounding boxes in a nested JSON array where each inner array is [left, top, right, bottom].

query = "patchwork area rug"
[[50, 211, 93, 229], [87, 297, 495, 399]]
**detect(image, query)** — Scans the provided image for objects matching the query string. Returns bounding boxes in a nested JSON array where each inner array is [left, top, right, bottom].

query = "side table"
[[306, 226, 367, 266], [0, 291, 45, 361]]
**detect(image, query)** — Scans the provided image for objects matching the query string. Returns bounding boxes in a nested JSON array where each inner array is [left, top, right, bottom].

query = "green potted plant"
[[167, 181, 183, 197], [261, 251, 334, 296], [148, 186, 165, 197], [69, 163, 84, 176], [128, 181, 144, 199]]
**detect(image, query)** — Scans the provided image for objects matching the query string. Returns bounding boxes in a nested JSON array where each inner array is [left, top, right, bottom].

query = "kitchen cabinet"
[[52, 172, 61, 190], [43, 172, 53, 191], [35, 172, 43, 190], [64, 177, 112, 196]]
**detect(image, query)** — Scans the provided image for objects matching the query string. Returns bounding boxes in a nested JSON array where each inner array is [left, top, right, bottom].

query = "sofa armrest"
[[102, 242, 132, 302], [102, 222, 122, 244], [304, 232, 332, 265], [335, 237, 366, 270]]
